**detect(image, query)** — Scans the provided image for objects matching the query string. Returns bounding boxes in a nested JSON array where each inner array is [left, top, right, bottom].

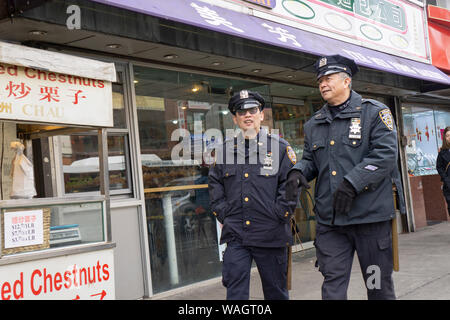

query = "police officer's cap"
[[228, 90, 265, 115], [314, 54, 359, 79]]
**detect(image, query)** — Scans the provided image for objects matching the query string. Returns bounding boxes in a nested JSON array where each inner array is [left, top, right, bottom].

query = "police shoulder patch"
[[286, 146, 297, 164], [379, 108, 393, 131]]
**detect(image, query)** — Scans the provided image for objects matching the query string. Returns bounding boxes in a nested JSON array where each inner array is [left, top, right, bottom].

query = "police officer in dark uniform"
[[208, 90, 298, 300], [286, 55, 399, 300]]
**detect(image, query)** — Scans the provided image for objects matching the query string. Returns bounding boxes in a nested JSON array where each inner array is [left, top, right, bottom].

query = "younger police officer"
[[286, 55, 399, 300], [208, 90, 297, 300]]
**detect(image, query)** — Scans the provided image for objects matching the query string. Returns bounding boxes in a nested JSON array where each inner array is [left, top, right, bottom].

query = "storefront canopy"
[[90, 0, 450, 86]]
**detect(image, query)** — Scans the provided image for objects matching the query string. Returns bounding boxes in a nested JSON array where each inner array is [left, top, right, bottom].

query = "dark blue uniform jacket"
[[208, 128, 297, 247], [293, 91, 400, 226]]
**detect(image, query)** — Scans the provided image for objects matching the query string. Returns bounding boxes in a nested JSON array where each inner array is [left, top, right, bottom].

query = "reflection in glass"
[[134, 65, 269, 293], [61, 135, 130, 193]]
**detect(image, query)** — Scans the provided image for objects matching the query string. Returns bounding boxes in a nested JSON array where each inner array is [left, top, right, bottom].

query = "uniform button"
[[246, 220, 251, 225], [213, 211, 217, 216], [364, 186, 369, 190], [244, 173, 249, 178], [352, 141, 356, 145], [330, 140, 335, 145], [225, 173, 229, 177], [332, 171, 337, 176], [313, 144, 317, 148], [244, 197, 249, 202], [265, 174, 269, 177], [285, 212, 289, 217]]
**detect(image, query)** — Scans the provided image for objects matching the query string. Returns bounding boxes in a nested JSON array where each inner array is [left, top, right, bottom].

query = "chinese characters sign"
[[89, 0, 450, 84], [269, 0, 428, 62], [0, 63, 113, 127], [4, 209, 44, 248]]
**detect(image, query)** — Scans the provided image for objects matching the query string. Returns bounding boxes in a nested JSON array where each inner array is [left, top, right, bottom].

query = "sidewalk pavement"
[[154, 221, 450, 300]]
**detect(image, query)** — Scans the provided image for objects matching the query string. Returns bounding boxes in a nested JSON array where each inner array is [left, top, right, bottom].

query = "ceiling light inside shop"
[[221, 110, 229, 115], [164, 54, 179, 60], [29, 30, 47, 36], [172, 120, 178, 124], [192, 86, 200, 92], [106, 43, 121, 49]]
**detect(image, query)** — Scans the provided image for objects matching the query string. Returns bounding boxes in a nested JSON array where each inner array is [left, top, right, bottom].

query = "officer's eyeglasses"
[[236, 107, 259, 116]]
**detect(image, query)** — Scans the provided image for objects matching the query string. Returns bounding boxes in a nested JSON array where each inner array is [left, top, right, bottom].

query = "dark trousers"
[[222, 242, 288, 300], [314, 220, 396, 300]]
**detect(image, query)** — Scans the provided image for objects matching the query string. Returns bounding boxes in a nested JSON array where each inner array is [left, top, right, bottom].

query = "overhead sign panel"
[[268, 0, 429, 63], [89, 0, 449, 85]]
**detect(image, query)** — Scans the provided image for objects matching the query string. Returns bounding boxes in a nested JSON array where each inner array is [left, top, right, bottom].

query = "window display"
[[0, 121, 106, 256], [402, 104, 449, 176]]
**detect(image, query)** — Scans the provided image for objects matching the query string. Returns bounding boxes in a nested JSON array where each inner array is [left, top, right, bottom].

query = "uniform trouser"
[[314, 220, 396, 300], [222, 242, 289, 300]]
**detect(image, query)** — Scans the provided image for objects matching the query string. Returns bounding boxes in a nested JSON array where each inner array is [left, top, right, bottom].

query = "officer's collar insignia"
[[379, 109, 394, 131], [349, 117, 362, 139], [286, 146, 297, 165], [319, 57, 327, 68], [240, 90, 249, 99]]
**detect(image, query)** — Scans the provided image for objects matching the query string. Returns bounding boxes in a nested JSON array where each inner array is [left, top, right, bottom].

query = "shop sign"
[[266, 0, 429, 62], [0, 63, 113, 127], [90, 0, 450, 84], [0, 249, 115, 300]]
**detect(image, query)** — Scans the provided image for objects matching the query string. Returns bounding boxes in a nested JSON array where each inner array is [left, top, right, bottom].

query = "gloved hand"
[[333, 179, 357, 215], [285, 170, 310, 201]]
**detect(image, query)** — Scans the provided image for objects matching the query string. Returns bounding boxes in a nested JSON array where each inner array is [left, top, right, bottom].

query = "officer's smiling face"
[[233, 107, 264, 138], [317, 72, 351, 106]]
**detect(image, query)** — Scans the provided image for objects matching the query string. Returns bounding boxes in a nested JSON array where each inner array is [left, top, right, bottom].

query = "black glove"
[[286, 170, 310, 201], [333, 179, 357, 215]]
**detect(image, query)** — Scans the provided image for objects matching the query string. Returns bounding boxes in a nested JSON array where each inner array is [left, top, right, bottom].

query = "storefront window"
[[402, 104, 449, 176], [134, 65, 269, 293], [61, 134, 130, 193], [0, 121, 106, 256], [59, 70, 132, 195]]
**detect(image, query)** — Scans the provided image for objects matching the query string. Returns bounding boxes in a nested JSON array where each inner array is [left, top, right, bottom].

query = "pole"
[[392, 216, 399, 271]]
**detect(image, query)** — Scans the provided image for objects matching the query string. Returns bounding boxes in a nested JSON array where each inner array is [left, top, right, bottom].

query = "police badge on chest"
[[349, 118, 361, 139], [263, 152, 273, 170]]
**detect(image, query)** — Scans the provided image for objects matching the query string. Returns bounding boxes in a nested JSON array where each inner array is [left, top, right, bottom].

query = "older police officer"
[[208, 90, 297, 300], [286, 55, 399, 300]]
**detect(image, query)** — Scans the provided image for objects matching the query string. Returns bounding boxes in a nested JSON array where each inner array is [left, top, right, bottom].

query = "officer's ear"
[[232, 114, 238, 125], [260, 109, 264, 121]]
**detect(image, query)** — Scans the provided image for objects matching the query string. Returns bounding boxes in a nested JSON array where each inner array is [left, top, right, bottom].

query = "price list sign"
[[4, 209, 44, 249]]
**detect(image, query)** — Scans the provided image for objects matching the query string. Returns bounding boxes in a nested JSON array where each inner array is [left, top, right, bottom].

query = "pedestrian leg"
[[314, 223, 355, 300], [354, 221, 396, 300], [222, 242, 252, 300], [252, 246, 289, 300]]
